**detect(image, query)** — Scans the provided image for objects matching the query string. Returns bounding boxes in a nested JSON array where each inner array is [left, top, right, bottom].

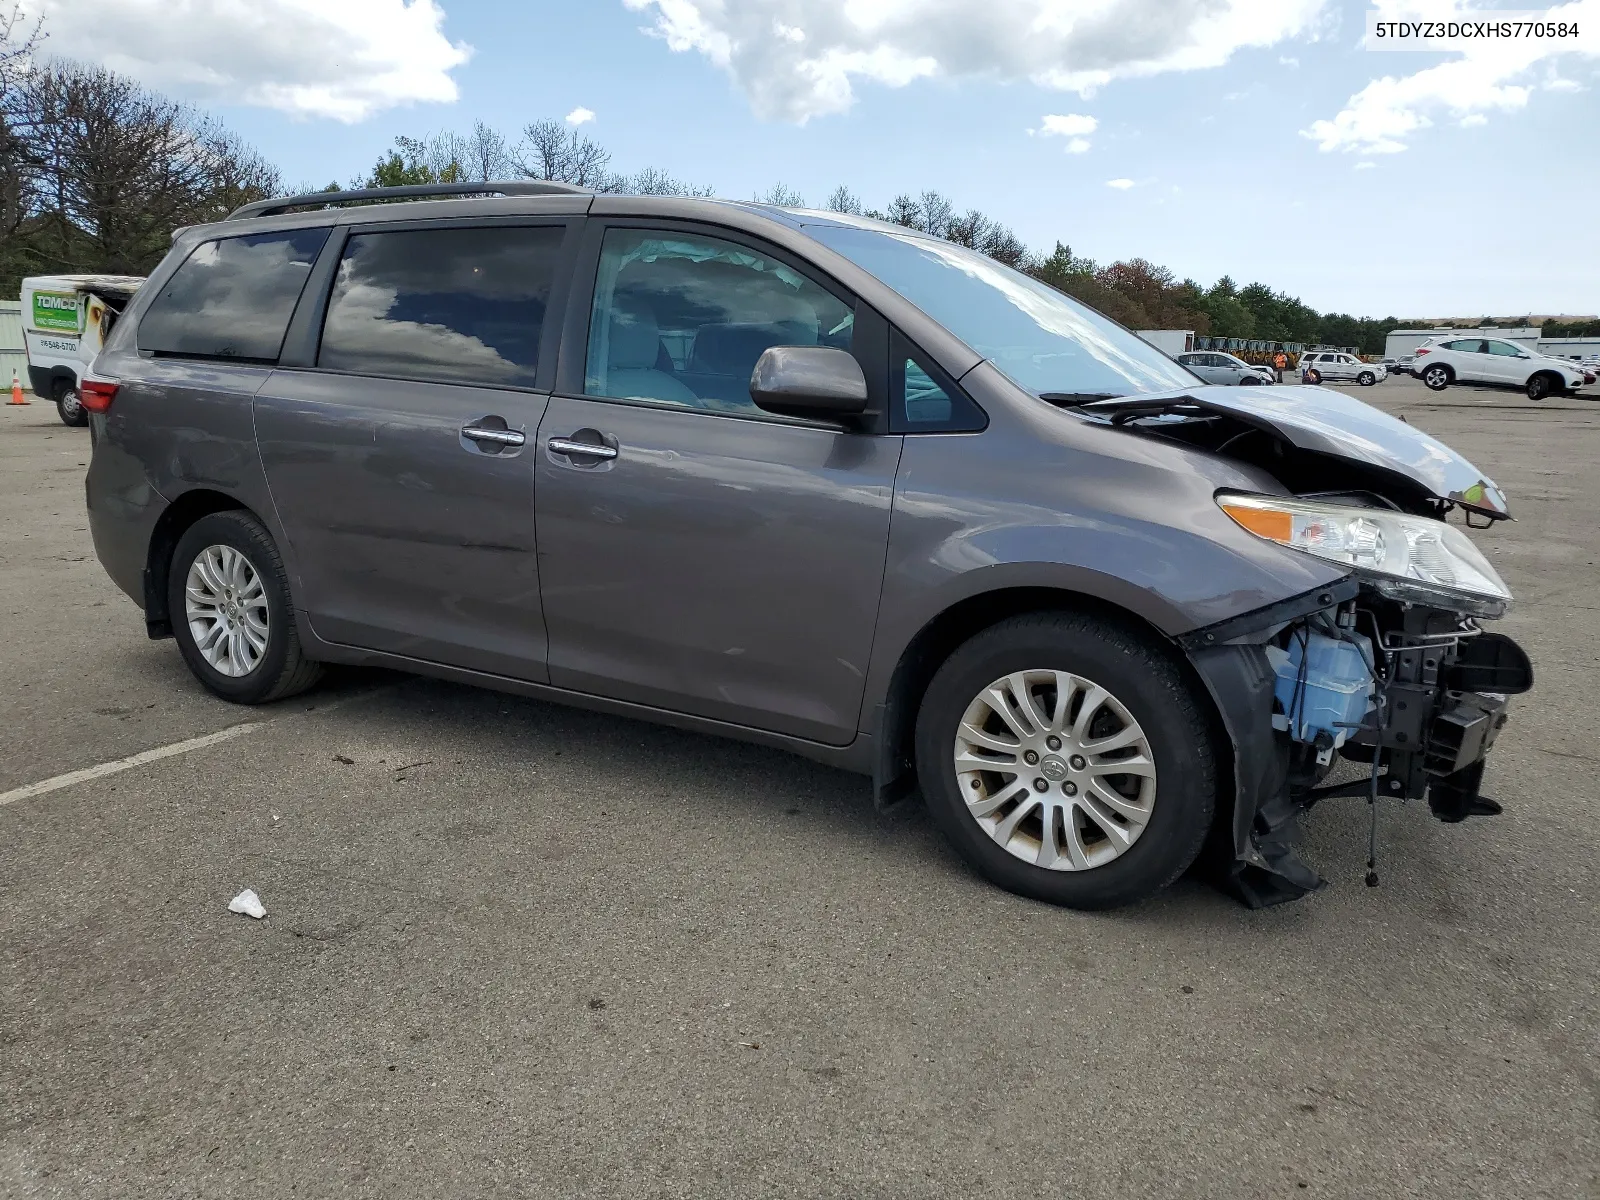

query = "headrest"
[[689, 321, 815, 375], [608, 302, 660, 370]]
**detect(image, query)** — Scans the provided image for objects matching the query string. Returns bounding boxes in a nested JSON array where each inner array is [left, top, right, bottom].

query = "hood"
[[1082, 385, 1511, 519]]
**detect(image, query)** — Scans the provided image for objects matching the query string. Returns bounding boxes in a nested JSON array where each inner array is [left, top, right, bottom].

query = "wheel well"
[[875, 585, 1239, 863], [43, 367, 76, 398], [875, 587, 1217, 794], [1529, 369, 1562, 387], [143, 490, 252, 637]]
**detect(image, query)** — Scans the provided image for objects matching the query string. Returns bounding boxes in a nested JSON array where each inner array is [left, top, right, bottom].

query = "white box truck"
[[1135, 329, 1195, 356], [21, 274, 145, 425]]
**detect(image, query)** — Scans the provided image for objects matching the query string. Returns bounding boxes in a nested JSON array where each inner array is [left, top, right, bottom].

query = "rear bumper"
[[85, 418, 164, 608], [28, 365, 71, 397]]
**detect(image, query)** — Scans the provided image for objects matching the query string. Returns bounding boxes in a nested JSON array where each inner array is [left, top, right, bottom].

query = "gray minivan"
[[82, 182, 1531, 910]]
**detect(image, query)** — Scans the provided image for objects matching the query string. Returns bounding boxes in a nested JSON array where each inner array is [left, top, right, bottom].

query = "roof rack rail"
[[226, 180, 590, 222]]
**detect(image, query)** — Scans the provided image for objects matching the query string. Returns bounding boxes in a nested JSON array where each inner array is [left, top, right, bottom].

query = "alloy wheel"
[[952, 670, 1157, 871], [184, 544, 270, 677]]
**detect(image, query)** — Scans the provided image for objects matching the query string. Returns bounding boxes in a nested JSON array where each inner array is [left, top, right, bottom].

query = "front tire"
[[54, 382, 87, 427], [914, 612, 1217, 910], [1526, 373, 1555, 401], [168, 510, 322, 704], [1305, 369, 1322, 385], [1423, 365, 1453, 390], [1358, 371, 1376, 386]]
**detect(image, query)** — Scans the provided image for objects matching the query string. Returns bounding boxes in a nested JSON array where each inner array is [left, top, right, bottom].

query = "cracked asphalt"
[[1, 376, 1596, 1198]]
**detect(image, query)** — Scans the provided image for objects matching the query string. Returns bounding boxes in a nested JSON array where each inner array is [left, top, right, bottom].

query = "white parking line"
[[0, 723, 262, 809], [0, 682, 408, 811]]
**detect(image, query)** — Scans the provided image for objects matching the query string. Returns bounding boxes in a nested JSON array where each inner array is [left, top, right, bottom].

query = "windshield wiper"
[[1038, 391, 1126, 406]]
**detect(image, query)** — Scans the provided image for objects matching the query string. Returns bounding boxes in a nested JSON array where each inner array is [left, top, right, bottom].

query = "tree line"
[[0, 10, 1582, 352], [361, 121, 1397, 349]]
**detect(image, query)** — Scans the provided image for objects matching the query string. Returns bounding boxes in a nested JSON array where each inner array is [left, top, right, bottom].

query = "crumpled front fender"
[[1188, 641, 1324, 908]]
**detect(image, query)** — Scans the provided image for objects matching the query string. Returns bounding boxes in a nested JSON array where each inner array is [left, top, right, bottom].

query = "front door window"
[[584, 228, 854, 415]]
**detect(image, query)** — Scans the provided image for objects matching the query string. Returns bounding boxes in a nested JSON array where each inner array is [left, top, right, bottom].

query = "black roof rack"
[[226, 180, 590, 222]]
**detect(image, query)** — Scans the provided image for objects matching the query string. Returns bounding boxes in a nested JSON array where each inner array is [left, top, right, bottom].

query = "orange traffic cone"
[[8, 369, 27, 405]]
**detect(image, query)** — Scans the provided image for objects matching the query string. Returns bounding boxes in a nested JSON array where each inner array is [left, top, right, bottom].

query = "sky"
[[22, 0, 1600, 317]]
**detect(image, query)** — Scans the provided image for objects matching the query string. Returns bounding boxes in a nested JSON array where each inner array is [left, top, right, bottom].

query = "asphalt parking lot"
[[2, 374, 1596, 1199]]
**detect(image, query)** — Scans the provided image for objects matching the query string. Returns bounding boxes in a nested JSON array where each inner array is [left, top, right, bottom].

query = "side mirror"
[[750, 346, 868, 422]]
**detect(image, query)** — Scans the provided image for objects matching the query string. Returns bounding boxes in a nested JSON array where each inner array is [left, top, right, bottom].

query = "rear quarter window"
[[138, 228, 330, 362], [317, 224, 564, 388]]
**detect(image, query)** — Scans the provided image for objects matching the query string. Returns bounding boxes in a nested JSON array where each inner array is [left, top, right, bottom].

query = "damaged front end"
[[1078, 387, 1532, 906], [1186, 579, 1532, 907]]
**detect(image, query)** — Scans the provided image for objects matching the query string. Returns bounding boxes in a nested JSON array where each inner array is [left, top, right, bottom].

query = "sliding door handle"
[[462, 425, 526, 448], [547, 437, 618, 460]]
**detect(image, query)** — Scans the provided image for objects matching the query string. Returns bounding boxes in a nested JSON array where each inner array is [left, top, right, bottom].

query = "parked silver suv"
[[82, 182, 1531, 910]]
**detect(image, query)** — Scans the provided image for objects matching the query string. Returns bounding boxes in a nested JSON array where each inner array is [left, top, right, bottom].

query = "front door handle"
[[547, 437, 618, 460], [463, 425, 526, 448]]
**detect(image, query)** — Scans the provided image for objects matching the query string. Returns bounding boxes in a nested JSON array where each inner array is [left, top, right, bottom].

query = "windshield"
[[806, 223, 1198, 398]]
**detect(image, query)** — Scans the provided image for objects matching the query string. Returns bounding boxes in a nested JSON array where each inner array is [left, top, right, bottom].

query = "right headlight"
[[1218, 492, 1512, 618]]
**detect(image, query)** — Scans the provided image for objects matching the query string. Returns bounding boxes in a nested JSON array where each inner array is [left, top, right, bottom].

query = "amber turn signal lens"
[[1220, 502, 1292, 542]]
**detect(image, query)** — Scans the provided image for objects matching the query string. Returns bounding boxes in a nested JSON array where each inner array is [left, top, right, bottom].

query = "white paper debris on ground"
[[228, 889, 266, 919]]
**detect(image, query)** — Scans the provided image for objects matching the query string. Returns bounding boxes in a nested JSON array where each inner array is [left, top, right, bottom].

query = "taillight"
[[79, 379, 118, 413], [1413, 348, 1430, 357]]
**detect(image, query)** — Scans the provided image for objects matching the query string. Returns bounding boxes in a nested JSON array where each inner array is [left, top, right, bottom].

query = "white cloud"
[[1305, 0, 1598, 153], [566, 106, 596, 125], [23, 0, 470, 122], [1279, 55, 1300, 66], [1106, 177, 1135, 189], [1354, 160, 1376, 169], [1039, 112, 1097, 152], [622, 0, 1327, 122], [1040, 112, 1098, 138]]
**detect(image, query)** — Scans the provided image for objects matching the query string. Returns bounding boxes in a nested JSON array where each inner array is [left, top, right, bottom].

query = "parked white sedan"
[[1175, 350, 1272, 386], [1413, 338, 1586, 400], [1300, 352, 1385, 386]]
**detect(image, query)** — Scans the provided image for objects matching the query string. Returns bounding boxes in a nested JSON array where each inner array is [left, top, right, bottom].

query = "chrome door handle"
[[463, 425, 526, 447], [547, 437, 617, 460]]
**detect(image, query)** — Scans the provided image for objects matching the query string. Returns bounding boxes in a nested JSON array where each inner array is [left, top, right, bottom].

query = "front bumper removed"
[[1185, 583, 1532, 908]]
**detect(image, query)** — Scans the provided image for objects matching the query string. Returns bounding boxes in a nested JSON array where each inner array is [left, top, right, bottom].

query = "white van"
[[21, 275, 145, 425]]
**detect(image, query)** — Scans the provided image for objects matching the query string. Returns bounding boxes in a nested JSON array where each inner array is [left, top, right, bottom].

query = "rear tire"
[[54, 381, 87, 427], [167, 510, 322, 704], [1423, 365, 1452, 391], [914, 612, 1217, 910]]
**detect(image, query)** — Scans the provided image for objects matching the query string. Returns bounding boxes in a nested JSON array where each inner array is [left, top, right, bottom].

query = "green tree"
[[1202, 282, 1256, 339], [364, 137, 460, 188]]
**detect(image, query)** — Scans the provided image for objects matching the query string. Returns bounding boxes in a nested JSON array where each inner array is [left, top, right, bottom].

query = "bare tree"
[[460, 121, 513, 181], [755, 182, 804, 206], [0, 1, 45, 253], [515, 119, 612, 186], [12, 61, 280, 280], [620, 165, 713, 197], [825, 185, 862, 215], [884, 194, 920, 228], [918, 190, 954, 239]]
